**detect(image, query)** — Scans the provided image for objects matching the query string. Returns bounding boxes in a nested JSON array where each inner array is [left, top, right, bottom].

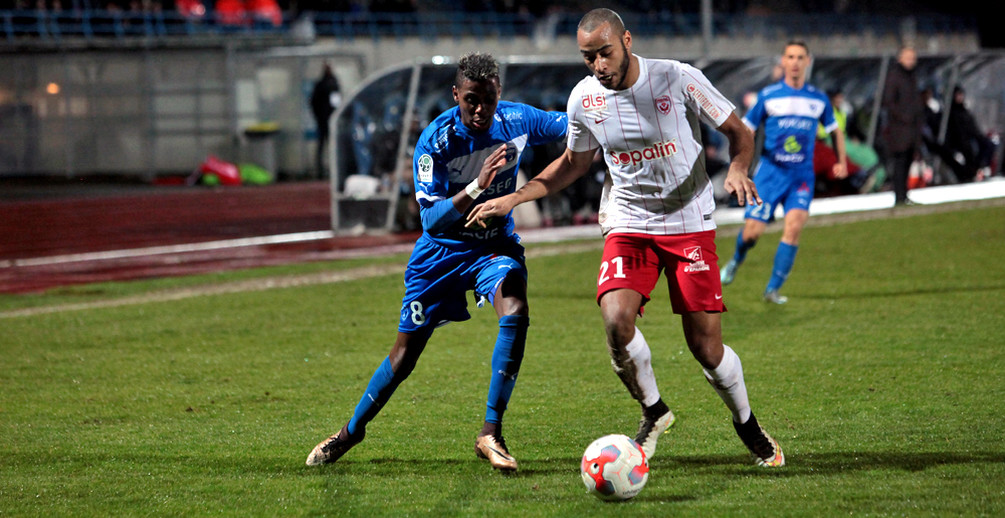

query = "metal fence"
[[0, 44, 364, 179]]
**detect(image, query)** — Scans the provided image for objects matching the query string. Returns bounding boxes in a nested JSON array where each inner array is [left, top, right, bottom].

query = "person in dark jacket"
[[310, 63, 342, 178], [946, 86, 996, 182], [880, 46, 925, 205]]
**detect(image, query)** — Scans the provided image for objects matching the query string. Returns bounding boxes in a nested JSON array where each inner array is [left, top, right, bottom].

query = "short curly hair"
[[455, 52, 499, 86]]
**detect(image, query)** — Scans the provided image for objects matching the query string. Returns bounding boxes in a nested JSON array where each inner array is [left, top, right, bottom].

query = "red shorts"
[[596, 231, 726, 314]]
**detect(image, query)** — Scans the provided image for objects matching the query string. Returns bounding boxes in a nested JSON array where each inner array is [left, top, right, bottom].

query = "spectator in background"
[[946, 86, 997, 182], [880, 46, 924, 205], [814, 88, 879, 196], [919, 86, 967, 184], [310, 62, 342, 178]]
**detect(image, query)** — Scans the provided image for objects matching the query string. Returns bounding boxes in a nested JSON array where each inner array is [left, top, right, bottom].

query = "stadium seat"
[[344, 174, 381, 199], [246, 0, 282, 27], [214, 0, 248, 26]]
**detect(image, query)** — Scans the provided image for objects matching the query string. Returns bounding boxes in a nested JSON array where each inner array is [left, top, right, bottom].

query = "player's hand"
[[723, 165, 761, 207], [466, 194, 517, 228], [832, 163, 848, 179], [477, 144, 508, 190]]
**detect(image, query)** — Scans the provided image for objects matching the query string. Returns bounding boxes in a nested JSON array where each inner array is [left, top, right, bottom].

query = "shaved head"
[[578, 8, 625, 36]]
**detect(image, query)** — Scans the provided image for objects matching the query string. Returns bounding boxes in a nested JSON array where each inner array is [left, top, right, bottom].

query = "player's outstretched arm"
[[466, 147, 595, 228], [718, 113, 761, 207]]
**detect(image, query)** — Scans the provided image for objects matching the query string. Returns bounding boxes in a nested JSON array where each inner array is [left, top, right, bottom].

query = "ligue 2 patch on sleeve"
[[417, 154, 434, 183]]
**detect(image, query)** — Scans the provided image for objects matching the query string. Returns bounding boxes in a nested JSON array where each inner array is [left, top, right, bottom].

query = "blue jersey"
[[412, 101, 567, 248], [742, 80, 837, 172]]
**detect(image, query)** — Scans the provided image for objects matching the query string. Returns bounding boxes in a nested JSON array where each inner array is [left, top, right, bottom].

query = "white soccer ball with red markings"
[[580, 434, 649, 501]]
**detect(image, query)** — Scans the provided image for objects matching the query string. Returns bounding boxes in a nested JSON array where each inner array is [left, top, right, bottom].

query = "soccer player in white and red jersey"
[[467, 8, 785, 467]]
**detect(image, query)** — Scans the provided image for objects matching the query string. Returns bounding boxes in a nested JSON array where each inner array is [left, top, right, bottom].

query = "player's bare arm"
[[466, 147, 595, 228], [718, 112, 761, 206], [830, 127, 849, 179]]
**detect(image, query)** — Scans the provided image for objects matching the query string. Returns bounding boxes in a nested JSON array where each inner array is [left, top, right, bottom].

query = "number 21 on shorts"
[[598, 257, 627, 286]]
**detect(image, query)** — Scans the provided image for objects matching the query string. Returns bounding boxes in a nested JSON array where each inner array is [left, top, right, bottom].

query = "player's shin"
[[609, 326, 661, 408], [347, 356, 407, 436], [702, 345, 752, 424], [766, 242, 798, 292], [484, 315, 529, 425], [734, 229, 757, 263]]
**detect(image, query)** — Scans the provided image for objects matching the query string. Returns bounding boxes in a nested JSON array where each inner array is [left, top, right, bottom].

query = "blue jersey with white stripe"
[[412, 101, 567, 248], [742, 80, 837, 172]]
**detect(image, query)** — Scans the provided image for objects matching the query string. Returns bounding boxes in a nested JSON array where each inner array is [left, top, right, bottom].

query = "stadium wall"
[[0, 26, 983, 180]]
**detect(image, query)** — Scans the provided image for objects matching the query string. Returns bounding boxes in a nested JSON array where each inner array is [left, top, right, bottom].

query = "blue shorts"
[[744, 160, 815, 223], [397, 234, 527, 333]]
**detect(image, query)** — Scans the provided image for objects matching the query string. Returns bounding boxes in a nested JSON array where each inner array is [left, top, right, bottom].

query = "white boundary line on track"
[[0, 230, 336, 268], [0, 241, 604, 319]]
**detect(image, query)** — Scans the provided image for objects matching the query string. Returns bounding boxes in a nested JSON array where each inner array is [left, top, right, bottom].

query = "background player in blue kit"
[[306, 53, 567, 472], [721, 40, 847, 304]]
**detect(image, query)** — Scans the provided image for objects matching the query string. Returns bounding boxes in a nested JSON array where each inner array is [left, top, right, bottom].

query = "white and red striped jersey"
[[567, 56, 736, 236]]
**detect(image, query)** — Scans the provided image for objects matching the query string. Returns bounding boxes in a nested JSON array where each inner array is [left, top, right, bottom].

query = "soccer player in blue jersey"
[[721, 40, 847, 304], [306, 53, 568, 472]]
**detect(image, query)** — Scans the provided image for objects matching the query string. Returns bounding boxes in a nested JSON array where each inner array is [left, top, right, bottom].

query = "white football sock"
[[702, 344, 752, 424], [610, 326, 661, 408]]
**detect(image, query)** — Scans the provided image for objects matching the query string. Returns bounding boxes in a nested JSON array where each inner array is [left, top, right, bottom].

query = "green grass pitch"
[[2, 203, 1003, 516]]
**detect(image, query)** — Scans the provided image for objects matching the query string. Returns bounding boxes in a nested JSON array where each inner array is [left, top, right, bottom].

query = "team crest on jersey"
[[655, 95, 672, 115], [683, 246, 711, 273], [417, 154, 433, 183], [504, 142, 517, 163]]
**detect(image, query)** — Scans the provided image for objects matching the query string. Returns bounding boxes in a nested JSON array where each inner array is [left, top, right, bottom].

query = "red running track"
[[0, 181, 417, 294]]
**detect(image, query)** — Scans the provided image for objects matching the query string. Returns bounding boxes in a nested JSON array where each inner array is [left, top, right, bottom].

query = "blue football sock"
[[766, 242, 798, 293], [347, 356, 404, 436], [733, 229, 756, 264], [484, 315, 529, 424]]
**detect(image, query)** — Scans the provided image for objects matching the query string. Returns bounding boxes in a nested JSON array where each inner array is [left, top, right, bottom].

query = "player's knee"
[[388, 333, 429, 377], [389, 352, 419, 379], [495, 273, 529, 318], [782, 224, 804, 244], [687, 337, 722, 369], [602, 318, 636, 352], [509, 297, 529, 317], [496, 296, 528, 318], [743, 224, 765, 242]]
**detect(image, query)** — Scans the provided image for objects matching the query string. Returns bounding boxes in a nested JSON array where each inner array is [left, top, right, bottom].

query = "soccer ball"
[[580, 434, 649, 501]]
